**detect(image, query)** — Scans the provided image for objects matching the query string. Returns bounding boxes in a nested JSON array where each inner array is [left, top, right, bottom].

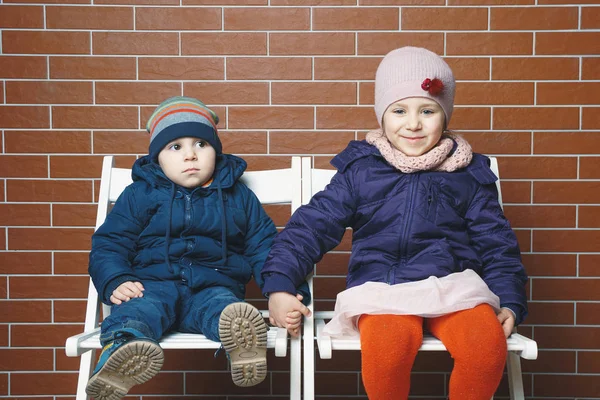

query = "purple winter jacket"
[[261, 140, 528, 325]]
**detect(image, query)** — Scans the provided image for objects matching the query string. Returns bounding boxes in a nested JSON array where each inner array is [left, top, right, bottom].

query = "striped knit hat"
[[146, 96, 222, 159]]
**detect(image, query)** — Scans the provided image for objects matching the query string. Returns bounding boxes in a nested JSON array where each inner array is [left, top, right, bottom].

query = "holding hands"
[[110, 281, 145, 305], [268, 292, 312, 337], [496, 308, 516, 338]]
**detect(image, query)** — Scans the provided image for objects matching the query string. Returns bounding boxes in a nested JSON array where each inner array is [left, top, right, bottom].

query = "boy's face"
[[158, 137, 216, 188], [382, 97, 445, 157]]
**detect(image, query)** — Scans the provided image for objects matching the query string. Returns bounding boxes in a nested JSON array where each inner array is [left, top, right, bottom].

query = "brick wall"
[[1, 0, 599, 398]]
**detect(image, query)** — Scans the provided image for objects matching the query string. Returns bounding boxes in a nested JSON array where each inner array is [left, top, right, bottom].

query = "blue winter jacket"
[[262, 140, 528, 325], [89, 154, 278, 306]]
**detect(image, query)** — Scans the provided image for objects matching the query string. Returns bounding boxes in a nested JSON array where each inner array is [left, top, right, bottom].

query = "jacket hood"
[[132, 153, 247, 190]]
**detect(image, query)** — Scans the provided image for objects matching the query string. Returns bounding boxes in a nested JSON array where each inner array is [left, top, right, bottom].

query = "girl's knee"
[[359, 314, 423, 358]]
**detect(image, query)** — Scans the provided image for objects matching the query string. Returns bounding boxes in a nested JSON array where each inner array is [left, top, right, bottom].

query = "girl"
[[262, 47, 528, 399]]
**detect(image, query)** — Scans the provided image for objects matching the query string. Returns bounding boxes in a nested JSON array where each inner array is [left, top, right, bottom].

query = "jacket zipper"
[[393, 174, 420, 284], [185, 194, 192, 229]]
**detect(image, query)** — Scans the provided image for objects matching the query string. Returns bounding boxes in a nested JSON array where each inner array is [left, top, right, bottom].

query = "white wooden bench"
[[65, 155, 303, 400], [300, 156, 538, 400]]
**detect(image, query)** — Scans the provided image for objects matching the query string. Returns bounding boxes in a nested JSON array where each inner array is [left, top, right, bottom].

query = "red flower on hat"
[[421, 78, 444, 95]]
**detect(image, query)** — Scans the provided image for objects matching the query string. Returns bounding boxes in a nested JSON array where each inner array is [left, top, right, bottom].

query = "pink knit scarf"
[[366, 129, 473, 174]]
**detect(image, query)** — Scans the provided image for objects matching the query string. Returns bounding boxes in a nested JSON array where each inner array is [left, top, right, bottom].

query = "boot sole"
[[219, 302, 268, 387], [86, 339, 164, 400]]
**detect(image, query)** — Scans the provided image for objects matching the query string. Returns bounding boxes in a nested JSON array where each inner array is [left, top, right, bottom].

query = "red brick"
[[47, 6, 133, 29], [53, 106, 138, 129], [0, 277, 5, 298], [459, 131, 531, 155], [8, 228, 93, 251], [497, 156, 576, 179], [93, 130, 147, 154], [538, 82, 600, 105], [272, 0, 354, 3], [219, 131, 267, 154], [580, 255, 600, 277], [363, 0, 443, 3], [455, 82, 534, 105], [0, 204, 50, 226], [270, 131, 354, 154], [583, 107, 600, 129], [227, 57, 311, 80], [270, 33, 355, 55], [0, 56, 46, 79], [185, 82, 268, 105], [535, 325, 600, 348], [315, 57, 380, 80], [10, 276, 89, 299], [186, 371, 270, 394], [313, 7, 398, 30], [491, 6, 577, 30], [492, 57, 579, 80], [0, 155, 48, 178], [93, 32, 178, 55], [521, 254, 576, 277], [136, 7, 221, 30], [182, 33, 266, 55], [582, 6, 600, 28], [97, 0, 178, 4], [583, 57, 600, 80], [403, 7, 487, 30], [521, 350, 576, 373], [537, 32, 600, 55], [534, 181, 600, 204], [52, 204, 97, 227], [4, 130, 91, 154], [581, 157, 600, 179], [6, 81, 92, 105], [579, 205, 600, 228], [450, 0, 532, 3], [576, 303, 600, 325], [578, 351, 600, 373], [533, 230, 600, 252], [55, 350, 81, 371], [0, 252, 52, 275], [448, 107, 491, 130], [534, 374, 600, 397], [50, 56, 136, 80], [0, 373, 6, 395], [0, 326, 7, 347], [504, 205, 575, 228], [0, 106, 49, 128], [317, 107, 377, 130], [525, 301, 574, 325], [242, 155, 292, 170], [0, 300, 52, 323], [500, 181, 531, 204], [447, 33, 533, 55], [0, 349, 53, 371], [315, 372, 360, 395], [0, 5, 44, 28], [54, 300, 86, 323], [494, 107, 579, 130], [446, 57, 490, 80], [54, 252, 89, 275], [229, 106, 313, 129], [272, 82, 357, 105], [2, 31, 90, 55], [225, 7, 309, 30], [10, 372, 77, 395], [534, 132, 600, 155], [357, 33, 443, 56], [95, 82, 181, 105], [129, 372, 185, 394], [139, 57, 224, 80]]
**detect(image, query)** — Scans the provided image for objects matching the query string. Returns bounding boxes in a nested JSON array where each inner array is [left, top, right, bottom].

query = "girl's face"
[[382, 97, 446, 157], [158, 136, 216, 188]]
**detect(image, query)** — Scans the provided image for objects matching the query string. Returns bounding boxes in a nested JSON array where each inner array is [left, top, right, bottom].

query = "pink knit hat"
[[374, 47, 455, 127]]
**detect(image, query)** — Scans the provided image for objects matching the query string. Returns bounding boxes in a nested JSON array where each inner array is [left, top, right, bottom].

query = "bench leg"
[[75, 350, 95, 400], [290, 335, 301, 400], [506, 351, 525, 400]]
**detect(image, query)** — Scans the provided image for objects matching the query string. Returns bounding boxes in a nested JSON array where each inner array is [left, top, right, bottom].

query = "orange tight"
[[358, 304, 507, 400]]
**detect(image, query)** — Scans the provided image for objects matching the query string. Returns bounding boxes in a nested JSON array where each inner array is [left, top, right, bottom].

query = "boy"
[[87, 97, 274, 398]]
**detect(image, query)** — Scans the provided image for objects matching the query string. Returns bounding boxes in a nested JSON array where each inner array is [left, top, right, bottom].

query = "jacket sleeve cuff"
[[261, 273, 296, 298], [102, 275, 138, 305], [501, 303, 522, 325]]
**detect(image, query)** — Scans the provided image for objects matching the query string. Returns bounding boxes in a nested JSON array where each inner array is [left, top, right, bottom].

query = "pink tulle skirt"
[[322, 269, 500, 338]]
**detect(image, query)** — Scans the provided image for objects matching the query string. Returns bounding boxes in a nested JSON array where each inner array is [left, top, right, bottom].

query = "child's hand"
[[496, 308, 515, 338], [110, 281, 145, 305], [268, 292, 311, 337]]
